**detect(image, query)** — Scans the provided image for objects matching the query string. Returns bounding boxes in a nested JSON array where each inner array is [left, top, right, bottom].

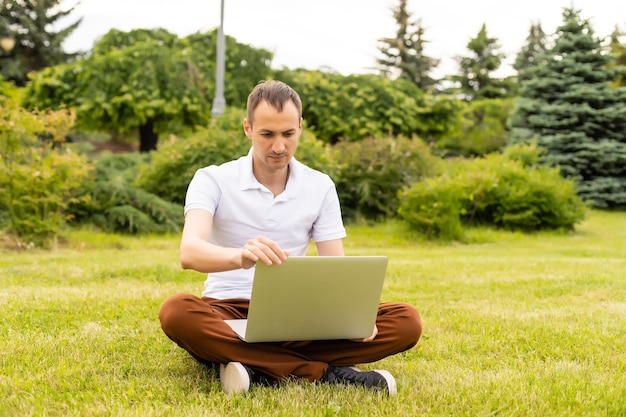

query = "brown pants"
[[158, 293, 422, 381]]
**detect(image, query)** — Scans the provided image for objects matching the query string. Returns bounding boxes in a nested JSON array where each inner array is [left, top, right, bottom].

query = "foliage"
[[20, 62, 79, 109], [435, 98, 514, 157], [398, 144, 587, 240], [608, 26, 626, 88], [451, 23, 516, 100], [67, 152, 183, 234], [22, 28, 209, 152], [22, 28, 274, 152], [507, 8, 626, 209], [0, 78, 22, 101], [0, 0, 81, 86], [377, 0, 440, 91], [514, 22, 550, 84], [0, 96, 91, 247], [274, 69, 461, 144], [186, 31, 273, 109], [331, 136, 438, 221]]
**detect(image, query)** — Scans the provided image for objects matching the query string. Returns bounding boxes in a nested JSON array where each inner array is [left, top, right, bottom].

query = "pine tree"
[[514, 22, 550, 83], [508, 8, 626, 209], [452, 23, 514, 100], [608, 25, 626, 87], [377, 0, 440, 91], [0, 0, 81, 86]]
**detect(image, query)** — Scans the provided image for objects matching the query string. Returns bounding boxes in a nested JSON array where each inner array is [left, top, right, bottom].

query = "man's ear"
[[243, 118, 252, 138]]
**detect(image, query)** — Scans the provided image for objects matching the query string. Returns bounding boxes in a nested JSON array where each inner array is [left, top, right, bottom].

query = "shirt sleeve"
[[311, 183, 347, 242], [184, 167, 221, 216]]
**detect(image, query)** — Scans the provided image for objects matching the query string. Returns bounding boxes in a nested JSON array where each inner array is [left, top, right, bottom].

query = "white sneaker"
[[219, 362, 251, 395]]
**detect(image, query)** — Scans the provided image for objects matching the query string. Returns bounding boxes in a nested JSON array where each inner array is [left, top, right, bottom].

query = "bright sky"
[[62, 0, 625, 78]]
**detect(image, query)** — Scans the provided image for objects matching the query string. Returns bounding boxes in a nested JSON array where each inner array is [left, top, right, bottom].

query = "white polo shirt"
[[184, 148, 347, 299]]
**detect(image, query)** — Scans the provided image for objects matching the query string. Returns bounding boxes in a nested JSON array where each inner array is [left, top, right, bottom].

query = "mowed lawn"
[[1, 210, 625, 417]]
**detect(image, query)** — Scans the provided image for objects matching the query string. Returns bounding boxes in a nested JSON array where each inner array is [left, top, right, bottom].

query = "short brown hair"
[[246, 80, 302, 126]]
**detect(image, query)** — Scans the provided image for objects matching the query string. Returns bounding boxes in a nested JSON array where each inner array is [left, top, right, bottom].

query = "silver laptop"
[[224, 256, 388, 343]]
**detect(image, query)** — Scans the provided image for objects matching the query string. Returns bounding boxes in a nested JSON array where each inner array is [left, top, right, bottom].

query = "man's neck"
[[255, 166, 290, 197]]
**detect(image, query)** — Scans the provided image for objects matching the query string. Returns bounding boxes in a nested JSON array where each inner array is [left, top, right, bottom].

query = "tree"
[[377, 0, 440, 91], [0, 0, 81, 86], [185, 31, 273, 109], [435, 98, 514, 157], [452, 23, 514, 100], [24, 28, 209, 152], [608, 25, 626, 87], [23, 28, 273, 152], [514, 22, 550, 83], [507, 8, 626, 209]]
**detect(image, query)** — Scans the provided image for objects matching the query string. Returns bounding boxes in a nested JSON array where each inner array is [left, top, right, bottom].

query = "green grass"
[[1, 210, 625, 416]]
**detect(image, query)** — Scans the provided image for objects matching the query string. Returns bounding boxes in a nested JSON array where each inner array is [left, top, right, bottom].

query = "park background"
[[1, 1, 625, 416]]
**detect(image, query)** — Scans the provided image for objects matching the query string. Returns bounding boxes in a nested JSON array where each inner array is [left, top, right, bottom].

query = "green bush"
[[331, 136, 438, 221], [0, 98, 91, 247], [136, 108, 334, 205], [396, 176, 465, 240], [398, 144, 588, 239], [435, 98, 514, 157], [68, 153, 182, 234]]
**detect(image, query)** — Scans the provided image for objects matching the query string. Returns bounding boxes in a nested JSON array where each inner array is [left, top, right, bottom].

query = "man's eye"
[[261, 133, 273, 138]]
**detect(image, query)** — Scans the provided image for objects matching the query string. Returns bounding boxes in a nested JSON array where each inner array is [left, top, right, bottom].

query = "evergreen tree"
[[508, 8, 626, 209], [0, 0, 81, 86], [377, 0, 439, 91], [514, 22, 550, 83], [452, 23, 513, 100], [608, 25, 626, 87]]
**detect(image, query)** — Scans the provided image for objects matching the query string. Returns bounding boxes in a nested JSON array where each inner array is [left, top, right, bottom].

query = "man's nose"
[[272, 140, 286, 154]]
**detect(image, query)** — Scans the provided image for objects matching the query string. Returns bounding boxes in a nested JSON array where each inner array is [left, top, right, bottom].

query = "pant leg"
[[159, 293, 330, 380], [288, 302, 422, 367], [158, 294, 421, 381]]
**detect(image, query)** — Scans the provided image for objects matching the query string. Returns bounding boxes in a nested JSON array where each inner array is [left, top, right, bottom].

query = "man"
[[158, 80, 422, 395]]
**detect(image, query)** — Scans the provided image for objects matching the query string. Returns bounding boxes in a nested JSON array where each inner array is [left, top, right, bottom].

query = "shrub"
[[398, 144, 588, 239], [136, 108, 334, 205], [435, 98, 514, 157], [0, 97, 91, 247], [68, 153, 182, 234], [331, 136, 438, 221], [396, 175, 465, 240]]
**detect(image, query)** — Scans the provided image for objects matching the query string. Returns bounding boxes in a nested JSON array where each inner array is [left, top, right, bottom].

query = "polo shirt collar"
[[240, 148, 302, 199]]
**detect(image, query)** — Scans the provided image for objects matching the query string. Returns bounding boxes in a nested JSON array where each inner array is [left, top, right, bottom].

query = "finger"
[[240, 247, 258, 269], [256, 236, 288, 261], [245, 240, 282, 266], [363, 325, 378, 342]]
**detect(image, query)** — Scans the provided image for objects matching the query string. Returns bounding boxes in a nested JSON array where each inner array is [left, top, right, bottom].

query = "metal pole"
[[211, 0, 226, 116]]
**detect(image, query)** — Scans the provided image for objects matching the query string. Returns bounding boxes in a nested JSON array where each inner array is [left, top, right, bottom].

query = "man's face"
[[243, 100, 302, 174]]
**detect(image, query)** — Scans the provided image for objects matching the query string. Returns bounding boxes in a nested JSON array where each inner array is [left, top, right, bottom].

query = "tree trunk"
[[139, 119, 158, 152]]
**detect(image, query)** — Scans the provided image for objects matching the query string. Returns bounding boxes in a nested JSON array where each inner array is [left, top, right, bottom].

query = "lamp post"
[[211, 0, 226, 116], [0, 16, 15, 53]]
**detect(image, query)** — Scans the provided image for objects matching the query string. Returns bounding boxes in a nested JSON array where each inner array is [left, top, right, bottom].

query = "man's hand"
[[240, 235, 289, 269], [351, 325, 378, 343]]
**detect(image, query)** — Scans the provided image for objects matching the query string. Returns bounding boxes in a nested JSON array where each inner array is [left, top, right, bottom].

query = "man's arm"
[[315, 239, 345, 256], [179, 209, 289, 273]]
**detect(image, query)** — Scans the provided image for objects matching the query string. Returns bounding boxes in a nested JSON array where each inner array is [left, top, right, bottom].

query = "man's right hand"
[[240, 235, 289, 269]]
